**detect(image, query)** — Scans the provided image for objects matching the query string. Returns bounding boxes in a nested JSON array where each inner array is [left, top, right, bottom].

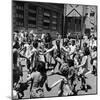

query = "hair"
[[85, 13, 88, 16], [13, 38, 20, 49], [83, 48, 90, 56], [94, 37, 97, 40], [72, 40, 75, 45], [56, 40, 60, 45], [33, 41, 38, 48], [93, 46, 97, 51], [45, 33, 52, 43], [14, 30, 19, 33], [46, 33, 50, 36], [36, 61, 46, 74], [60, 63, 69, 77]]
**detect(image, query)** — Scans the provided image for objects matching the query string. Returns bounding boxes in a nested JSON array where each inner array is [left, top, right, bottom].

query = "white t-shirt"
[[92, 40, 96, 48], [89, 39, 93, 47], [69, 45, 76, 59], [38, 54, 45, 62], [24, 44, 35, 59], [69, 45, 76, 54], [41, 34, 45, 39]]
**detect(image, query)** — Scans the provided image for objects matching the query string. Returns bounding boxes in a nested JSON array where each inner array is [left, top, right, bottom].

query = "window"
[[51, 11, 58, 30], [43, 9, 51, 29], [28, 4, 37, 28]]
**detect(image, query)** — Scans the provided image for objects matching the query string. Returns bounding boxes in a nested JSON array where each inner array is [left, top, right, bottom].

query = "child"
[[91, 46, 97, 76]]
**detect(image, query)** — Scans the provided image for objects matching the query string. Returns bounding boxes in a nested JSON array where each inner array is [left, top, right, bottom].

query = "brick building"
[[12, 0, 64, 39]]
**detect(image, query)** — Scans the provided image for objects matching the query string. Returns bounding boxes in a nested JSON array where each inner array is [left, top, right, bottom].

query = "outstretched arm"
[[44, 46, 55, 54], [19, 53, 27, 59], [45, 78, 63, 91], [61, 46, 70, 53]]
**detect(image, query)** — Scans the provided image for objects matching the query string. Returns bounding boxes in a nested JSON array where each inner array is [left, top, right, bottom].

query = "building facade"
[[84, 5, 97, 37], [12, 0, 64, 39], [64, 4, 97, 38]]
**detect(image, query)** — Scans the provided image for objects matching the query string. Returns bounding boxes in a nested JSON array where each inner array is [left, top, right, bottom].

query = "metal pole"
[[75, 10, 76, 38], [80, 5, 84, 49], [63, 4, 66, 43]]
